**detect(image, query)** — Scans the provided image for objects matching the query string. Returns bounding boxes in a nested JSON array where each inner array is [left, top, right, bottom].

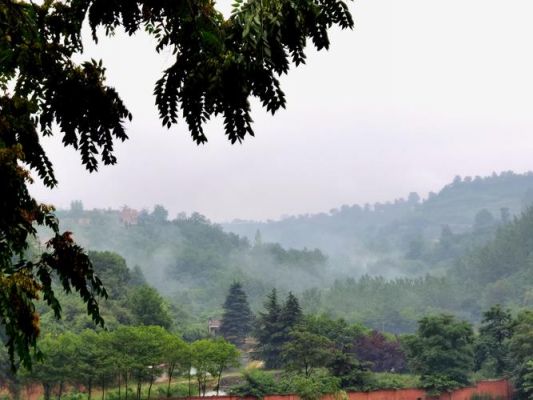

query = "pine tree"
[[254, 290, 303, 368], [254, 289, 284, 368], [280, 292, 303, 344], [219, 282, 253, 347]]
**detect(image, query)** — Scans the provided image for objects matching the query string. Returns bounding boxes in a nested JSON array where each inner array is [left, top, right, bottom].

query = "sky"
[[31, 0, 533, 222]]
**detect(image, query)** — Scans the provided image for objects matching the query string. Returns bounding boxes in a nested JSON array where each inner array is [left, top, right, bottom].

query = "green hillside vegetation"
[[224, 171, 533, 273], [43, 210, 328, 320], [38, 172, 533, 333]]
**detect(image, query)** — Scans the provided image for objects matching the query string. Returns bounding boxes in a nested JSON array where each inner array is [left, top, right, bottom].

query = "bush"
[[61, 392, 87, 400], [155, 383, 196, 397], [230, 370, 280, 398], [231, 370, 341, 400], [279, 371, 341, 400], [363, 373, 421, 391]]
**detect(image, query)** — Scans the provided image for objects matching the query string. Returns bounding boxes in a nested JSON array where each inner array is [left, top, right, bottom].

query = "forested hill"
[[47, 170, 533, 333], [311, 205, 533, 332], [47, 209, 329, 314], [223, 171, 533, 263]]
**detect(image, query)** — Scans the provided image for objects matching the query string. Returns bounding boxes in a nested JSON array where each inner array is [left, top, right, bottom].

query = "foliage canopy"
[[0, 0, 353, 369]]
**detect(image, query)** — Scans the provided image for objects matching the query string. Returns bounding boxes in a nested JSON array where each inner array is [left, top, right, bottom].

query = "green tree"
[[160, 331, 190, 398], [297, 315, 368, 389], [509, 310, 533, 399], [254, 289, 284, 368], [475, 305, 514, 376], [89, 251, 131, 299], [279, 292, 303, 343], [255, 290, 305, 368], [24, 333, 81, 400], [0, 0, 353, 368], [219, 282, 253, 346], [191, 338, 239, 396], [403, 314, 474, 395], [282, 330, 333, 377], [127, 285, 173, 329], [516, 360, 533, 400], [206, 339, 240, 395]]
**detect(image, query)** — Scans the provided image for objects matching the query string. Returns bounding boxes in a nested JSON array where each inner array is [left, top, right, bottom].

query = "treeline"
[[224, 171, 533, 253], [298, 206, 533, 332], [0, 327, 239, 400], [217, 284, 532, 398], [2, 284, 532, 400], [38, 171, 533, 337], [49, 205, 533, 335], [242, 290, 533, 399], [50, 208, 329, 318], [34, 251, 179, 335]]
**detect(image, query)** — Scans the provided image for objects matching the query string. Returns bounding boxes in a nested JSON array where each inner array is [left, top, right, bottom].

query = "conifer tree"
[[254, 290, 304, 368], [254, 289, 284, 368], [280, 292, 303, 344], [220, 282, 253, 347]]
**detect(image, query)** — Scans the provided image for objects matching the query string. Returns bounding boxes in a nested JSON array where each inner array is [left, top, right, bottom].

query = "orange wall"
[[173, 379, 511, 400], [9, 379, 510, 400]]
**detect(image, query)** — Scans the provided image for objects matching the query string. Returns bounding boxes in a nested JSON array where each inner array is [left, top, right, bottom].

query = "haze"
[[31, 0, 533, 222]]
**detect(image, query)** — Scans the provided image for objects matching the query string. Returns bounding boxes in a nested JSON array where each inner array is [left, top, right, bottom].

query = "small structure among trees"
[[208, 318, 222, 336]]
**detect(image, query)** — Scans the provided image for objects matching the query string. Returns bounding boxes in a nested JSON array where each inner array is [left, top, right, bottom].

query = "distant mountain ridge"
[[222, 171, 533, 256]]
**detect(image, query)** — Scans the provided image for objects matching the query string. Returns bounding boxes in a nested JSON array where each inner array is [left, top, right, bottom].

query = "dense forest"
[[38, 171, 533, 333]]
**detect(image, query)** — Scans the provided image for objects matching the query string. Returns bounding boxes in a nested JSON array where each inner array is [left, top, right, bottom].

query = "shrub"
[[279, 371, 341, 400], [230, 370, 279, 398]]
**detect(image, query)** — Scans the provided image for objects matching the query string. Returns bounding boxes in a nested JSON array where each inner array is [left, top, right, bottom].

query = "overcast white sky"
[[31, 0, 533, 222]]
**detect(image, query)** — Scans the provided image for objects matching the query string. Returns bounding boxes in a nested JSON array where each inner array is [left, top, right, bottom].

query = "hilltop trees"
[[220, 282, 253, 346]]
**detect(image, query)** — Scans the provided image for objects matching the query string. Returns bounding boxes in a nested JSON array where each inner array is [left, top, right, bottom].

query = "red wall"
[[173, 379, 511, 400]]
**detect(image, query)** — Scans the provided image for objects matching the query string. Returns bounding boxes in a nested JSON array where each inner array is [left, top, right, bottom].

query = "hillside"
[[45, 209, 329, 316], [42, 171, 533, 333], [223, 171, 533, 276]]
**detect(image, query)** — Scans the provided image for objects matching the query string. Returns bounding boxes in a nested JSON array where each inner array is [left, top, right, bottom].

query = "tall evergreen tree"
[[254, 289, 284, 368], [254, 290, 304, 368], [220, 282, 253, 346], [280, 292, 303, 344]]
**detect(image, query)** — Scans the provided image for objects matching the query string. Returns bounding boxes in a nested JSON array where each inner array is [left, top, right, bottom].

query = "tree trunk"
[[216, 368, 223, 395], [136, 378, 142, 400], [44, 383, 51, 400], [167, 363, 175, 398], [88, 379, 92, 400], [57, 381, 64, 400], [187, 369, 192, 398], [125, 372, 129, 400], [197, 376, 202, 398], [118, 374, 121, 400], [101, 377, 106, 400], [147, 374, 154, 400]]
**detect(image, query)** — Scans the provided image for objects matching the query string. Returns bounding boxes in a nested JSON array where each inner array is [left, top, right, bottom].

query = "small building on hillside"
[[208, 318, 221, 336], [120, 206, 139, 225]]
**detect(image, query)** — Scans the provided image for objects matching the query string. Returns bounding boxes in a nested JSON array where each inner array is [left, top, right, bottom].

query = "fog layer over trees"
[[43, 171, 533, 333]]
